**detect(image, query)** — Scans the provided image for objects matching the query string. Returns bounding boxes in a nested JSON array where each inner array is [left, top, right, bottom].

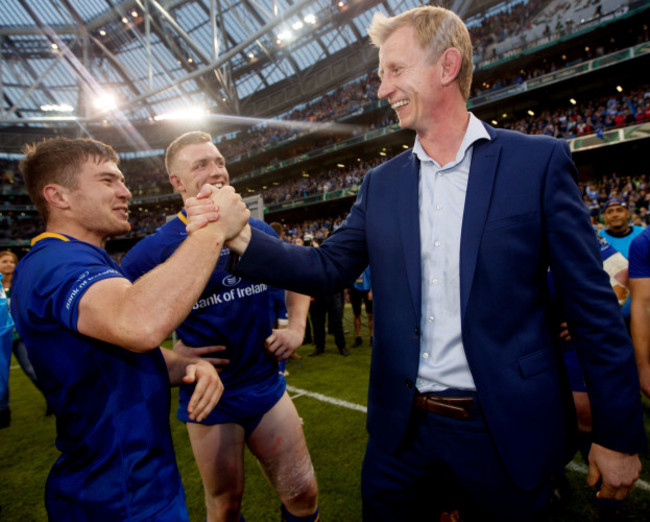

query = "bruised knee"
[[274, 453, 318, 512]]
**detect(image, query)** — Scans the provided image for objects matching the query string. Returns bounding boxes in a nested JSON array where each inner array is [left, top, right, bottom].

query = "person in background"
[[0, 273, 14, 429], [0, 250, 43, 414], [11, 137, 231, 521], [349, 265, 373, 347], [598, 197, 644, 329], [305, 234, 349, 358], [628, 224, 650, 398]]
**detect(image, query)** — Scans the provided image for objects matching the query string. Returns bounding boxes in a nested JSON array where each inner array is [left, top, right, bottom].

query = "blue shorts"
[[178, 374, 286, 437]]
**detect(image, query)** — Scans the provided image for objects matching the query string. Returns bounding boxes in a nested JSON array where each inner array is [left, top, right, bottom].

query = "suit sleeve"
[[233, 174, 372, 296], [543, 140, 646, 454]]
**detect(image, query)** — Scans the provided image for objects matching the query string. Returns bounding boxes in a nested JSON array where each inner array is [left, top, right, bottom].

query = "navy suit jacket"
[[233, 123, 646, 489]]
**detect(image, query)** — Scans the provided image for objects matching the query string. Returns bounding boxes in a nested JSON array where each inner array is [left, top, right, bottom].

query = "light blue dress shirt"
[[414, 113, 490, 392]]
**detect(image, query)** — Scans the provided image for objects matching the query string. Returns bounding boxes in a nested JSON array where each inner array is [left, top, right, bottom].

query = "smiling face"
[[168, 141, 230, 200], [377, 25, 440, 134], [62, 159, 132, 245]]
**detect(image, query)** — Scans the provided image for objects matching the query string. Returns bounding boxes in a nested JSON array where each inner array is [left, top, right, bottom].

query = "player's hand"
[[185, 184, 220, 234], [183, 358, 224, 422], [587, 443, 641, 501], [265, 326, 304, 361], [206, 185, 250, 241], [173, 339, 230, 371]]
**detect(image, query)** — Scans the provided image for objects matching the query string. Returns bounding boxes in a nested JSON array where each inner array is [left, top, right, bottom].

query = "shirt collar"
[[412, 112, 491, 168]]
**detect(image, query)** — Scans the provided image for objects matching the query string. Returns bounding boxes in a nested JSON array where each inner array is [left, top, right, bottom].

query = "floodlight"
[[94, 92, 118, 110], [277, 30, 294, 42]]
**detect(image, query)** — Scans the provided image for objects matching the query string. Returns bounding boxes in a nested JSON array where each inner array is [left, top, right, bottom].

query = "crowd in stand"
[[269, 173, 650, 248], [1, 0, 648, 246], [504, 84, 650, 138], [1, 74, 649, 242], [468, 0, 549, 63]]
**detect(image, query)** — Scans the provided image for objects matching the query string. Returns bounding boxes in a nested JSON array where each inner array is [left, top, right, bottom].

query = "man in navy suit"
[[194, 5, 645, 520]]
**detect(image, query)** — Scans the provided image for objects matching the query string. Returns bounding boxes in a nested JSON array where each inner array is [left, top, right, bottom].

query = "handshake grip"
[[185, 184, 250, 242]]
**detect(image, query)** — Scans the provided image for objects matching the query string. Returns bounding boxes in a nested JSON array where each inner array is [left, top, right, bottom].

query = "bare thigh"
[[247, 392, 318, 511], [186, 422, 246, 500]]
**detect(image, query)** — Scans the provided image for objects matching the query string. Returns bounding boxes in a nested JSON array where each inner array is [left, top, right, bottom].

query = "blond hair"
[[367, 5, 473, 99], [165, 131, 213, 174]]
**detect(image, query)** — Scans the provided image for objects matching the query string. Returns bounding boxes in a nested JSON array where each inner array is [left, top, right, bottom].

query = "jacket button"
[[414, 327, 420, 336], [405, 379, 414, 389]]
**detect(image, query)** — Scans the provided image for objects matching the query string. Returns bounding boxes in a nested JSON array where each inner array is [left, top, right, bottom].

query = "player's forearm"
[[286, 290, 310, 332], [119, 229, 223, 349]]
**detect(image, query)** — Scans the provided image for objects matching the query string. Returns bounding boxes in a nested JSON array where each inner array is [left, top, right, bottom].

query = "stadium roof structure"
[[0, 0, 505, 150]]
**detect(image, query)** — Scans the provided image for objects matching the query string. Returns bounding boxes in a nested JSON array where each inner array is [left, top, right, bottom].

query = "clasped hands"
[[185, 184, 250, 250]]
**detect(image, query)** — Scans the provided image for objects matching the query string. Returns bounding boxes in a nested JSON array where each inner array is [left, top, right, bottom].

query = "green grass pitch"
[[2, 306, 650, 520]]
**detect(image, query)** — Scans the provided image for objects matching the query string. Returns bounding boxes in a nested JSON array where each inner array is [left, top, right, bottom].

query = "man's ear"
[[169, 173, 186, 194], [439, 47, 462, 87], [43, 184, 71, 210]]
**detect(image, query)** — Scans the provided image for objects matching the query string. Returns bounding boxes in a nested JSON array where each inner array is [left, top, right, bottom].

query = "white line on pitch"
[[287, 384, 650, 494], [286, 384, 367, 413]]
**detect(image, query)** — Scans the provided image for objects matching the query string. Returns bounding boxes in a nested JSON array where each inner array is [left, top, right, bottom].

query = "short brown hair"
[[165, 131, 213, 175], [19, 137, 118, 222], [367, 6, 473, 100]]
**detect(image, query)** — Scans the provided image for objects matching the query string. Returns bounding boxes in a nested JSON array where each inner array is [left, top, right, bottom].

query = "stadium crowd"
[[1, 0, 647, 247], [1, 73, 649, 245]]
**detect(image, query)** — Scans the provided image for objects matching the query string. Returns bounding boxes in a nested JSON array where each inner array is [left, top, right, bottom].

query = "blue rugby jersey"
[[10, 233, 186, 521], [121, 215, 281, 406]]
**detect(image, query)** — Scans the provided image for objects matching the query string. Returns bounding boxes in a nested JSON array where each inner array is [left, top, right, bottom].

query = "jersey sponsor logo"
[[66, 268, 122, 310], [193, 283, 268, 310], [222, 275, 241, 287]]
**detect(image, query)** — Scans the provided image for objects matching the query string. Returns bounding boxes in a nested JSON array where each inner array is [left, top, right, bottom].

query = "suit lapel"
[[398, 153, 422, 320], [459, 136, 501, 321]]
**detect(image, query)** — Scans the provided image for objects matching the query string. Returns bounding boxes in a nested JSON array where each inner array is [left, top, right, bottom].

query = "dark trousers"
[[361, 391, 551, 522], [310, 292, 345, 352]]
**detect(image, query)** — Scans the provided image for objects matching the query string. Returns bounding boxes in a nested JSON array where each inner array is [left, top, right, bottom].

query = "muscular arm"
[[630, 277, 650, 398], [77, 185, 249, 352]]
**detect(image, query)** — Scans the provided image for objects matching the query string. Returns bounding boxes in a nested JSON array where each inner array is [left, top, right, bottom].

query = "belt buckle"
[[416, 393, 474, 420]]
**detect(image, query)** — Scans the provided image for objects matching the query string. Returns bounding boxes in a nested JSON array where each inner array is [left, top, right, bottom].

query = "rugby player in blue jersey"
[[10, 137, 248, 521], [121, 132, 318, 522]]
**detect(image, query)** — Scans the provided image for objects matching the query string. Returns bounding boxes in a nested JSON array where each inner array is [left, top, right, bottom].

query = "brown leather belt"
[[413, 393, 475, 420]]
